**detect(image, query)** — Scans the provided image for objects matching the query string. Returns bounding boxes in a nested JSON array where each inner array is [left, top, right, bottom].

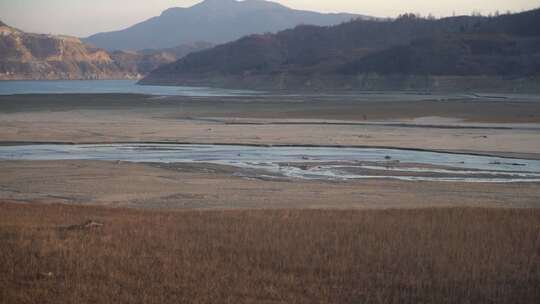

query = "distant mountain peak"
[[189, 0, 289, 14], [195, 0, 288, 8], [198, 0, 238, 5], [160, 7, 184, 16], [166, 0, 289, 13], [83, 0, 362, 51]]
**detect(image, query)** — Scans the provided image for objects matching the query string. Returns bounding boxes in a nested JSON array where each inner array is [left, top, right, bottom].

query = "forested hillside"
[[142, 9, 540, 91]]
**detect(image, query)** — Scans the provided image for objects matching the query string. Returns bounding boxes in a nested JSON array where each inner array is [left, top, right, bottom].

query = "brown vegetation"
[[1, 202, 539, 303]]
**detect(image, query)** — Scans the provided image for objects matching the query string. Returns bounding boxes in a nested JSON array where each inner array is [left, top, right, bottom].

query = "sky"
[[0, 0, 539, 37]]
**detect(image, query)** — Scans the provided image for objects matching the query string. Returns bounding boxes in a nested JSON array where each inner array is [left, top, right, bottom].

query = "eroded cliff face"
[[0, 23, 137, 80]]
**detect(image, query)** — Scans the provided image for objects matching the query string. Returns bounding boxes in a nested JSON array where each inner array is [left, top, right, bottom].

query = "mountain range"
[[0, 22, 211, 80], [3, 1, 539, 91], [83, 0, 364, 51], [141, 8, 540, 91]]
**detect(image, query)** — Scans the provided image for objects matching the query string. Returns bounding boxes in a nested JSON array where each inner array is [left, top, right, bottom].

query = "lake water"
[[0, 80, 261, 96], [2, 80, 540, 103], [1, 144, 540, 183]]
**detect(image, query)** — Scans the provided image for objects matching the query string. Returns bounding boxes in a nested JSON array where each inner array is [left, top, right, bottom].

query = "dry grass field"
[[1, 202, 539, 304]]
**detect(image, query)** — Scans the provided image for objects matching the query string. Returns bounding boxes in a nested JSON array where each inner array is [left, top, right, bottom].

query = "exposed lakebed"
[[1, 144, 540, 183]]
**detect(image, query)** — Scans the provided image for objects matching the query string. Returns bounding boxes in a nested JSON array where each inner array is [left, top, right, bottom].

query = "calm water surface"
[[3, 80, 540, 101], [0, 80, 261, 96], [1, 144, 540, 183]]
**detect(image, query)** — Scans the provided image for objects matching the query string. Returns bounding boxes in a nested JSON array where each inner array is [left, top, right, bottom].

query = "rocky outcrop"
[[0, 22, 137, 80], [0, 22, 212, 80]]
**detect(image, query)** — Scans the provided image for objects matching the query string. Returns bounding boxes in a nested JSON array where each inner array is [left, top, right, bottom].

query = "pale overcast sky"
[[0, 0, 539, 37]]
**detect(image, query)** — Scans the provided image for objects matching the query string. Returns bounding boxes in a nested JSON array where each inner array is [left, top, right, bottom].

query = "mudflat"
[[0, 93, 539, 209], [1, 94, 540, 158], [1, 160, 539, 209]]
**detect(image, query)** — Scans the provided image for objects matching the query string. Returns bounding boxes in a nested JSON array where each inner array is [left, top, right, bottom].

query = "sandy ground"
[[1, 160, 539, 209], [0, 93, 539, 209], [2, 111, 540, 158], [0, 94, 540, 158]]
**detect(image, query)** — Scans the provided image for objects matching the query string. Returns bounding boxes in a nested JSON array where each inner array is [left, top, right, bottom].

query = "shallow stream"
[[2, 144, 540, 183]]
